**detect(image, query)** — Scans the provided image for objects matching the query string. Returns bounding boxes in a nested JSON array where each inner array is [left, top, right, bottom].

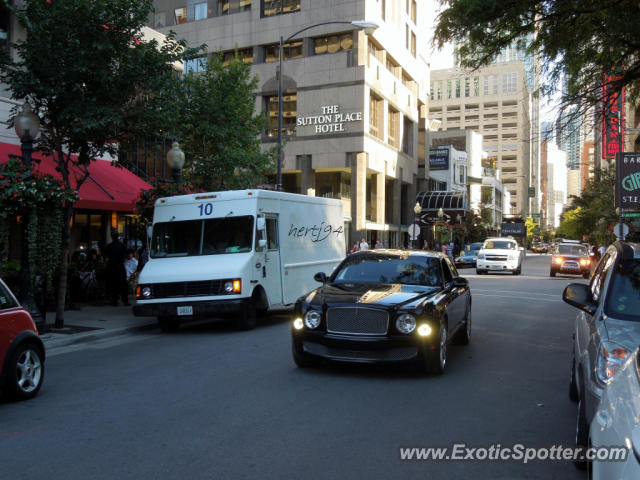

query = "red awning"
[[0, 142, 152, 212]]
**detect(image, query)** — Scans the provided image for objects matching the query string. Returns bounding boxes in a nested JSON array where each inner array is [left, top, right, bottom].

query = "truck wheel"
[[158, 316, 179, 332], [236, 299, 257, 330]]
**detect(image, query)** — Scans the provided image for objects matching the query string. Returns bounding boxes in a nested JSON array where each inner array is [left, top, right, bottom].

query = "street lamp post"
[[413, 202, 422, 249], [166, 142, 185, 184], [276, 20, 379, 191], [14, 104, 42, 323]]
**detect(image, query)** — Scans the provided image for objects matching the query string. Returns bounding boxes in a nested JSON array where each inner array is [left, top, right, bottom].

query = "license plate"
[[490, 265, 501, 269], [177, 306, 193, 316]]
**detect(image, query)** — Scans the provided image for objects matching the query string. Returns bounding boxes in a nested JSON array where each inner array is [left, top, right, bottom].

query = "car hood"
[[602, 317, 640, 350], [480, 249, 517, 255], [308, 283, 441, 310]]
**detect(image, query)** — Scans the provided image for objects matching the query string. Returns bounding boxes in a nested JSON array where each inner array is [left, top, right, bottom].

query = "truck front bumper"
[[133, 299, 246, 318]]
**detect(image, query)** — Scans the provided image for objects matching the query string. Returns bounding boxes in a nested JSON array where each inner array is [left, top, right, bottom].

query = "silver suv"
[[563, 242, 640, 468]]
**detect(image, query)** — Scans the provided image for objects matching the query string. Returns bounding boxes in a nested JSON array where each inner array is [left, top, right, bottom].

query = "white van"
[[476, 237, 523, 275], [133, 190, 345, 331]]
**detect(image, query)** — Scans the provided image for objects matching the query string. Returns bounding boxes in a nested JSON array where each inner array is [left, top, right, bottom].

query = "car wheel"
[[476, 269, 484, 275], [574, 394, 589, 469], [8, 343, 45, 400], [236, 299, 257, 330], [453, 307, 471, 345], [427, 322, 448, 375], [550, 270, 556, 277], [569, 354, 579, 402], [158, 316, 179, 332]]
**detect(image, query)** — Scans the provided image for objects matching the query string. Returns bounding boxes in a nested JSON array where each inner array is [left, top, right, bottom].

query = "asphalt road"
[[1, 254, 589, 480]]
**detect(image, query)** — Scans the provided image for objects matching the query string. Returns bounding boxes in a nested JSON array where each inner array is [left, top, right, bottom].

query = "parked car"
[[550, 242, 592, 278], [0, 278, 45, 400], [589, 346, 640, 479], [291, 249, 472, 374], [454, 242, 482, 268], [563, 241, 640, 468], [476, 237, 523, 275]]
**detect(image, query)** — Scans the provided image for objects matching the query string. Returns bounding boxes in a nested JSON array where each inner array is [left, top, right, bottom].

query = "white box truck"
[[133, 189, 346, 331]]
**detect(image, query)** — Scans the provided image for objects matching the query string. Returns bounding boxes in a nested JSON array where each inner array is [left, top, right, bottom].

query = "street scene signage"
[[501, 222, 526, 236], [616, 152, 640, 209], [602, 74, 625, 159], [429, 147, 449, 171], [297, 105, 362, 134]]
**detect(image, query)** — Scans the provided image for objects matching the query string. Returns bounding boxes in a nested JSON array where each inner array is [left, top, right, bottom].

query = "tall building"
[[149, 0, 430, 247], [429, 62, 531, 216], [541, 140, 567, 228]]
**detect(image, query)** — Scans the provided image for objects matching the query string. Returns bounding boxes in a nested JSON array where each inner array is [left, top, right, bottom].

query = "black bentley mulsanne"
[[291, 249, 472, 374]]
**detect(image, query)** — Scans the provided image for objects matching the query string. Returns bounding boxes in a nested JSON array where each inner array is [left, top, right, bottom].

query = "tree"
[[433, 0, 640, 114], [0, 0, 188, 327], [555, 207, 583, 240], [524, 216, 539, 247], [174, 52, 275, 191]]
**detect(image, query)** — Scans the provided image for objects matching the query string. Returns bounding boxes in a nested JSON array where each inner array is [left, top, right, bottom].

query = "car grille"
[[326, 307, 389, 335], [303, 342, 418, 361], [486, 255, 508, 261], [151, 280, 225, 299]]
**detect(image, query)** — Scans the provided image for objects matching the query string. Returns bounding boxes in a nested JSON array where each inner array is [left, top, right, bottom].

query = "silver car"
[[590, 346, 640, 479], [562, 242, 640, 468]]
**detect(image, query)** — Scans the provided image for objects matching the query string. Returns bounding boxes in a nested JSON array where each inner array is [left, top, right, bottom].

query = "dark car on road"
[[291, 250, 472, 374], [0, 278, 45, 400], [550, 242, 591, 278], [563, 241, 640, 468], [455, 242, 483, 268]]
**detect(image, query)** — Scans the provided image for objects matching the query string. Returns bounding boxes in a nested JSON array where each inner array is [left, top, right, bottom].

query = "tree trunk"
[[54, 202, 73, 328]]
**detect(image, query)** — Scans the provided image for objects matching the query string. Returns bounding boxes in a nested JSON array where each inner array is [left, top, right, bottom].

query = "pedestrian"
[[375, 239, 384, 249], [124, 248, 138, 294], [359, 237, 369, 251], [598, 244, 606, 257], [103, 231, 129, 306], [591, 245, 601, 262], [441, 243, 448, 255], [349, 241, 359, 254]]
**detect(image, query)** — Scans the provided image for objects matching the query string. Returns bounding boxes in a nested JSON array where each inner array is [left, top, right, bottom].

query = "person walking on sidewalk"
[[104, 231, 129, 306]]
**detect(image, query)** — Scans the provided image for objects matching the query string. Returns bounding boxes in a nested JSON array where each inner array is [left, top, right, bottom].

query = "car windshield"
[[557, 244, 587, 255], [332, 254, 442, 287], [605, 260, 640, 321], [483, 240, 516, 250], [151, 216, 254, 258]]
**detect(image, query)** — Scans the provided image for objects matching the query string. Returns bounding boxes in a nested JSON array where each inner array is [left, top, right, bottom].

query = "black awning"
[[416, 191, 468, 211]]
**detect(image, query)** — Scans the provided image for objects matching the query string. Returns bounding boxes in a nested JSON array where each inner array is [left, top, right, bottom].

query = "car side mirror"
[[314, 272, 327, 284], [452, 277, 468, 287], [256, 217, 266, 231], [562, 283, 597, 315]]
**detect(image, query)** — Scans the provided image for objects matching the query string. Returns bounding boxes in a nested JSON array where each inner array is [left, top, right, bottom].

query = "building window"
[[264, 40, 303, 63], [483, 75, 489, 96], [265, 93, 297, 137], [502, 72, 517, 94], [464, 77, 470, 97], [410, 31, 416, 57], [381, 0, 386, 21], [388, 107, 400, 148], [154, 11, 166, 28], [183, 57, 207, 74], [219, 1, 252, 15], [194, 2, 208, 20], [221, 48, 254, 66], [458, 165, 466, 184], [174, 7, 187, 24], [429, 81, 434, 101], [473, 76, 479, 96], [262, 0, 300, 17], [314, 33, 353, 55], [411, 0, 417, 23], [370, 93, 383, 139], [402, 117, 414, 155], [386, 56, 400, 78], [436, 80, 443, 101], [455, 79, 461, 98], [446, 80, 452, 99]]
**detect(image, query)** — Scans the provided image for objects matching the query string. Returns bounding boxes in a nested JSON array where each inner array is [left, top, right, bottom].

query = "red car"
[[550, 242, 591, 278], [0, 278, 45, 400]]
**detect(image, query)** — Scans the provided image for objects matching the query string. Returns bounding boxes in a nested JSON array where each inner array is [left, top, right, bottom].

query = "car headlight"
[[141, 286, 152, 299], [596, 341, 630, 385], [224, 279, 242, 293], [554, 257, 564, 264], [579, 258, 590, 266], [396, 313, 416, 334], [304, 310, 322, 329], [508, 253, 518, 260], [477, 253, 485, 260]]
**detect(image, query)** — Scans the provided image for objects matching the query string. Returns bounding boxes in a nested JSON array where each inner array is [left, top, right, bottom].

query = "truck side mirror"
[[258, 239, 267, 248], [256, 217, 266, 231]]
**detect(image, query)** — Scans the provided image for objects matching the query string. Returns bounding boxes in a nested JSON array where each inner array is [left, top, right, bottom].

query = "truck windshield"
[[151, 215, 254, 258], [483, 240, 516, 250]]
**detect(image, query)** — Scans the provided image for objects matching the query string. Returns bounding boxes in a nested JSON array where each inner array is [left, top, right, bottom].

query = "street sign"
[[613, 222, 630, 240], [531, 213, 541, 219], [408, 224, 420, 240], [528, 187, 535, 198], [616, 153, 640, 208], [622, 212, 640, 218]]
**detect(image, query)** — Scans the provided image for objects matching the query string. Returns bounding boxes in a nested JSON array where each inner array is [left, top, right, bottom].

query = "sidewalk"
[[38, 304, 157, 350]]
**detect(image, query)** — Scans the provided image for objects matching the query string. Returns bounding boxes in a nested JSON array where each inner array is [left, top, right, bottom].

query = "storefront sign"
[[429, 147, 449, 171], [297, 105, 362, 134], [501, 222, 526, 236], [616, 153, 640, 209], [602, 74, 625, 159]]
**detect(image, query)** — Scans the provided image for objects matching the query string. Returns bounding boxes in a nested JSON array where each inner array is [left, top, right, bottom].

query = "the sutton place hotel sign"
[[297, 105, 363, 134]]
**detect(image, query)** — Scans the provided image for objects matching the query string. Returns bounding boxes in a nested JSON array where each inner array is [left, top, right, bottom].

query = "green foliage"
[[524, 216, 539, 247], [173, 51, 276, 191], [433, 0, 640, 109], [135, 180, 203, 224]]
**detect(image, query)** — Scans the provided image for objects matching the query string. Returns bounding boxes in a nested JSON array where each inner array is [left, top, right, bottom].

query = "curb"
[[41, 321, 158, 351]]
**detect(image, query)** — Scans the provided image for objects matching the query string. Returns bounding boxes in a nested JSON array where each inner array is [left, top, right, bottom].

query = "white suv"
[[476, 237, 523, 275]]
